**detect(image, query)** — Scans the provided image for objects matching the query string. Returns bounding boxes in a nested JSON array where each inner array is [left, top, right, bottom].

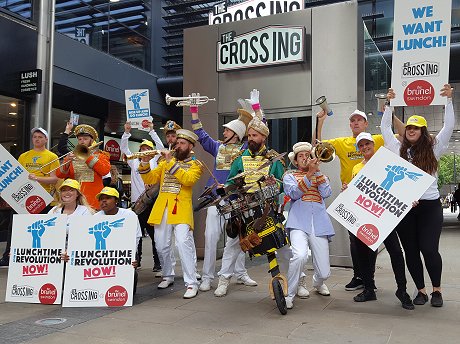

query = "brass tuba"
[[311, 140, 336, 163]]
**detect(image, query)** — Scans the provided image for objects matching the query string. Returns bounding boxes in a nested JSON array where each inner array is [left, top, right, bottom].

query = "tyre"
[[272, 278, 287, 315]]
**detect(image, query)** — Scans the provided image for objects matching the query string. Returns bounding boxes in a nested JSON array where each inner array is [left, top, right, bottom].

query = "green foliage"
[[438, 154, 459, 189]]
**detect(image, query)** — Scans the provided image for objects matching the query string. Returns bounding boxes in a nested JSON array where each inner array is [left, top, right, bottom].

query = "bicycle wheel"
[[272, 278, 287, 315]]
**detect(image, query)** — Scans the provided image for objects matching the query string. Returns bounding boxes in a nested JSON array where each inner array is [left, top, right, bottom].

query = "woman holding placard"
[[381, 84, 454, 307], [48, 178, 94, 237]]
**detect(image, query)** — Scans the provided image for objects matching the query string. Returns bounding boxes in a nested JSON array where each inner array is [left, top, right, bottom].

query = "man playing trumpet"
[[56, 124, 111, 209], [138, 129, 202, 299]]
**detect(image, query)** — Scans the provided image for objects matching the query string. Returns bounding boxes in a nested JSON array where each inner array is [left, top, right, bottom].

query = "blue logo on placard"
[[88, 218, 125, 250], [380, 165, 423, 191], [27, 217, 57, 248], [128, 91, 147, 110]]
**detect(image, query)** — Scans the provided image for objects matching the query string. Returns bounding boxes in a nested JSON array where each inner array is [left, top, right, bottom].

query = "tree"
[[438, 154, 459, 189]]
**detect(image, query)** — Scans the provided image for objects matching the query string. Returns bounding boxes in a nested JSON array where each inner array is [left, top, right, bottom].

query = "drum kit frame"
[[195, 154, 290, 314]]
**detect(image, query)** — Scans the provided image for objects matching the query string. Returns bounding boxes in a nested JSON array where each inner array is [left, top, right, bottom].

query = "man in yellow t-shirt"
[[315, 108, 405, 291], [0, 128, 60, 267]]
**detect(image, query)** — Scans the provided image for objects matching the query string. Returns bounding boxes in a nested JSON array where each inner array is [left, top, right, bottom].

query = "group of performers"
[[0, 84, 453, 309]]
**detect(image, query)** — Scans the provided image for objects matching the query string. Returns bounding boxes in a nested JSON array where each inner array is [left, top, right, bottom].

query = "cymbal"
[[198, 184, 216, 200], [205, 193, 233, 208], [227, 170, 253, 181], [256, 152, 287, 170]]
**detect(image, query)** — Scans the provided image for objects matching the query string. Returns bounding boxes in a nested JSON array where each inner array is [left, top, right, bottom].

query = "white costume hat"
[[223, 119, 246, 141]]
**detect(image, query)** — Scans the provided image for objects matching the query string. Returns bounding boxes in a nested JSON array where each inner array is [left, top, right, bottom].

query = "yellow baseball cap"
[[406, 115, 427, 128], [140, 139, 155, 149], [96, 187, 119, 200], [58, 179, 81, 191]]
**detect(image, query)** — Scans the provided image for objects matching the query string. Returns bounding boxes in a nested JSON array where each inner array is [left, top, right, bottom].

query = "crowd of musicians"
[[0, 84, 454, 308]]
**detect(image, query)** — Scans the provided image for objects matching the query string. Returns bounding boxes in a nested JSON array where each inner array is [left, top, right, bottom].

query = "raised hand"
[[387, 88, 396, 101], [440, 84, 453, 98], [65, 120, 74, 135], [249, 89, 260, 111], [124, 121, 132, 134]]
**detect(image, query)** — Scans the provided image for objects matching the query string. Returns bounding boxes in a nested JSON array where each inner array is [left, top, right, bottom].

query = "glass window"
[[0, 95, 25, 159], [55, 0, 151, 70], [0, 0, 34, 21]]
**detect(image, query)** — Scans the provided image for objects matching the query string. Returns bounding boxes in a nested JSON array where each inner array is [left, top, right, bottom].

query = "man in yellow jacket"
[[139, 129, 202, 299]]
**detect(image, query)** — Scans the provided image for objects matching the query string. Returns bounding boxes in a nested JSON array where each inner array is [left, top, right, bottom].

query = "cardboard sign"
[[327, 147, 435, 251], [5, 214, 67, 304], [391, 0, 451, 106], [124, 89, 152, 130], [62, 215, 137, 307], [0, 144, 54, 214]]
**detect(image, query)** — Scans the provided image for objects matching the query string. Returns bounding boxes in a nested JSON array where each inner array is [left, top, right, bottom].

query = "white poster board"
[[0, 144, 54, 214], [5, 214, 66, 304], [124, 89, 152, 131], [391, 0, 451, 106], [327, 147, 435, 251], [62, 215, 137, 307]]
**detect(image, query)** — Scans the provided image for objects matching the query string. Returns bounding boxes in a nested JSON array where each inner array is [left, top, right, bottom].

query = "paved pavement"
[[1, 209, 459, 343]]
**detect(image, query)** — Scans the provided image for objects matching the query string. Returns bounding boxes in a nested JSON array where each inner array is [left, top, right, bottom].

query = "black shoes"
[[395, 289, 415, 310], [152, 265, 162, 272], [345, 277, 364, 291], [413, 291, 429, 305], [353, 289, 377, 302], [430, 291, 443, 307]]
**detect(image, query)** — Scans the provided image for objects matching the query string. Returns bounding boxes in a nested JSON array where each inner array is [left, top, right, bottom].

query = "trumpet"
[[42, 141, 104, 173], [311, 140, 336, 163], [165, 93, 216, 107], [125, 149, 176, 160]]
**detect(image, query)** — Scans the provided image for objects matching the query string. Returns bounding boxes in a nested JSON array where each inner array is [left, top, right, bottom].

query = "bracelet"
[[190, 106, 199, 114], [251, 103, 261, 111]]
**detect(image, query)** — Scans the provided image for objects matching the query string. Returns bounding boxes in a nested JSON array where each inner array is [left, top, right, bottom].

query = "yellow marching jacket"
[[138, 157, 202, 229]]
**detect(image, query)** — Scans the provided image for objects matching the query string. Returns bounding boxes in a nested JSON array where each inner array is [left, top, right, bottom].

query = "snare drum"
[[244, 214, 288, 257]]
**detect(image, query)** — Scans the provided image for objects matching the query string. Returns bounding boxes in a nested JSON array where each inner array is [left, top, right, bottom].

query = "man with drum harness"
[[138, 129, 202, 299], [214, 109, 286, 302], [56, 124, 111, 209], [277, 142, 335, 309], [122, 121, 164, 271], [190, 91, 257, 292]]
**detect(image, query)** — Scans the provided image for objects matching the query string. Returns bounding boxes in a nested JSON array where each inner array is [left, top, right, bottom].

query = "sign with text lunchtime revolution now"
[[5, 215, 67, 304], [209, 0, 304, 25], [0, 144, 54, 214], [124, 89, 152, 131], [391, 0, 452, 107], [62, 215, 137, 307], [327, 147, 435, 251], [217, 25, 305, 71]]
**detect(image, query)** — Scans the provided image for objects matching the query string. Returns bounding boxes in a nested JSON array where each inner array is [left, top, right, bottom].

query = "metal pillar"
[[31, 0, 56, 148]]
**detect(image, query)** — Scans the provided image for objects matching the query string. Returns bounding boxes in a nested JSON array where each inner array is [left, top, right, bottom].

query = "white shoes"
[[285, 296, 294, 309], [297, 276, 310, 298], [315, 283, 330, 296], [195, 271, 202, 280], [214, 276, 230, 297], [157, 278, 174, 289], [199, 278, 212, 292], [237, 275, 258, 286], [183, 285, 199, 299], [155, 271, 163, 278]]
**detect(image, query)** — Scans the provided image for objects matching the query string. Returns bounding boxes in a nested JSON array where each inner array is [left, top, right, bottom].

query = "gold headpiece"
[[74, 124, 98, 141], [163, 120, 182, 135], [237, 109, 253, 128], [176, 129, 198, 145], [248, 115, 269, 137]]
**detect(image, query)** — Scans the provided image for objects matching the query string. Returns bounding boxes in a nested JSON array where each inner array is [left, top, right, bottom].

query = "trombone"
[[165, 93, 216, 107], [41, 141, 104, 174]]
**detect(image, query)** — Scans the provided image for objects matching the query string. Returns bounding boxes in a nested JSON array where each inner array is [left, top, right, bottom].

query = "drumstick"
[[196, 159, 220, 185]]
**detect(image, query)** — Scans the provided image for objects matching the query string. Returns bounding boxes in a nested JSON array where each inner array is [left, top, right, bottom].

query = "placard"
[[327, 147, 435, 251], [0, 144, 54, 214], [390, 0, 451, 106], [62, 215, 137, 307], [124, 89, 152, 130], [5, 214, 67, 304]]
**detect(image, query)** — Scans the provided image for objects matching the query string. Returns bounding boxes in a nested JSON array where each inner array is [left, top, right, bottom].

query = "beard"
[[175, 147, 191, 161], [248, 140, 262, 153]]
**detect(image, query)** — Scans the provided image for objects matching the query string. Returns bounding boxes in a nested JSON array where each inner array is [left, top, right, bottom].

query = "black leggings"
[[396, 199, 443, 290], [349, 232, 376, 280], [356, 229, 407, 291]]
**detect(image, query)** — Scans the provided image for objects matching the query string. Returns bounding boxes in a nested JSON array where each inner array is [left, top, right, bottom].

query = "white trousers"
[[202, 206, 246, 281], [278, 229, 331, 298], [154, 208, 198, 287]]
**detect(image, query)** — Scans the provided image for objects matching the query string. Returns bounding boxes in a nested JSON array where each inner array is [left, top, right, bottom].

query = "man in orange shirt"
[[56, 124, 111, 209]]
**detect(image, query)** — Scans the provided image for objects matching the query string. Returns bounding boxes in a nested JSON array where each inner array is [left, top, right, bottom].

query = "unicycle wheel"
[[272, 278, 287, 315]]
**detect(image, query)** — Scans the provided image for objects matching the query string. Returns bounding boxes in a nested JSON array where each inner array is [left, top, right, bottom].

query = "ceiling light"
[[9, 112, 17, 115], [10, 124, 15, 127], [110, 132, 116, 134], [159, 127, 164, 130], [13, 143, 17, 146], [110, 0, 120, 2], [456, 139, 459, 142], [10, 103, 16, 107]]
